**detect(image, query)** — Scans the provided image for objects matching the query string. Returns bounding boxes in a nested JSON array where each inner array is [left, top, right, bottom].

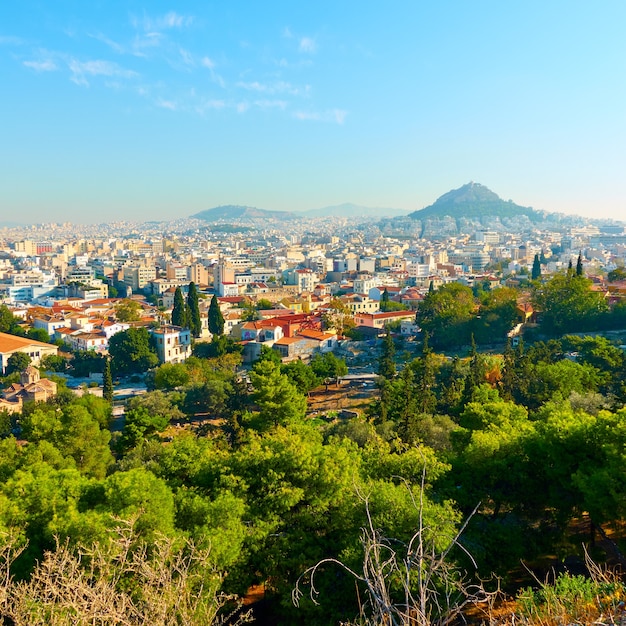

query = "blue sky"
[[1, 1, 625, 223]]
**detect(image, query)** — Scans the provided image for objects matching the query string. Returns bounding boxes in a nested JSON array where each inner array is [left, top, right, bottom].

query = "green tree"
[[27, 327, 51, 344], [20, 404, 113, 479], [256, 298, 274, 310], [102, 357, 113, 403], [192, 335, 242, 359], [377, 331, 396, 379], [532, 273, 609, 335], [0, 304, 18, 334], [607, 267, 626, 282], [208, 295, 225, 336], [121, 406, 170, 450], [115, 299, 142, 322], [186, 281, 202, 338], [282, 359, 321, 395], [6, 351, 31, 375], [108, 327, 159, 376], [171, 287, 188, 328], [152, 362, 191, 390], [249, 360, 307, 428], [310, 352, 348, 385], [576, 251, 584, 277], [531, 253, 541, 280], [256, 344, 282, 365], [40, 354, 68, 373], [417, 282, 475, 349], [71, 350, 105, 377], [473, 286, 519, 345]]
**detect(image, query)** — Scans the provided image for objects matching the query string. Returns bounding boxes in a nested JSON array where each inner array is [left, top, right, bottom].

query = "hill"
[[408, 182, 543, 222], [191, 205, 297, 221]]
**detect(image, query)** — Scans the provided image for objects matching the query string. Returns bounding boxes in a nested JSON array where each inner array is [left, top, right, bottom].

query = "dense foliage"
[[2, 314, 626, 624]]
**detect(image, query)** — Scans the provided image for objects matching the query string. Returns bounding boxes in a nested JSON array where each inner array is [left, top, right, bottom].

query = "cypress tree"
[[568, 258, 573, 273], [172, 287, 188, 328], [208, 294, 225, 336], [462, 335, 486, 406], [103, 358, 113, 403], [531, 254, 541, 280], [186, 281, 202, 337], [377, 330, 396, 379], [576, 252, 584, 277]]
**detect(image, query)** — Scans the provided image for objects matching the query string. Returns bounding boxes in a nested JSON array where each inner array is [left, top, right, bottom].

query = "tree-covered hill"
[[408, 182, 544, 222], [191, 205, 298, 221]]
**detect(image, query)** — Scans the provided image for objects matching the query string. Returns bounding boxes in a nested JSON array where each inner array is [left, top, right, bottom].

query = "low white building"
[[150, 325, 192, 364]]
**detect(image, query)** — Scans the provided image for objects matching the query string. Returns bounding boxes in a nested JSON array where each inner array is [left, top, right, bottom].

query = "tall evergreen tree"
[[171, 287, 188, 328], [415, 337, 437, 415], [186, 282, 202, 338], [377, 330, 396, 379], [568, 258, 573, 273], [461, 335, 486, 406], [380, 288, 390, 312], [428, 280, 435, 293], [102, 358, 113, 403], [208, 294, 225, 336], [576, 252, 584, 277], [531, 254, 541, 280], [397, 366, 418, 443]]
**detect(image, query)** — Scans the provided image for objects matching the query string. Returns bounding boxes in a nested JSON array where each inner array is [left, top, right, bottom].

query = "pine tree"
[[531, 254, 541, 280], [208, 294, 225, 336], [186, 282, 202, 338], [172, 287, 188, 328], [102, 358, 113, 403], [576, 252, 584, 277]]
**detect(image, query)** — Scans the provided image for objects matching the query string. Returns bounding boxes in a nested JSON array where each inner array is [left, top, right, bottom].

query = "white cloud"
[[201, 57, 225, 88], [157, 98, 177, 110], [293, 111, 320, 121], [90, 33, 125, 54], [23, 59, 58, 72], [299, 37, 317, 54], [68, 58, 137, 86], [196, 99, 225, 114], [283, 27, 293, 39], [236, 102, 249, 114], [293, 108, 347, 124], [333, 109, 347, 124], [254, 100, 287, 110], [135, 12, 194, 32], [179, 47, 194, 66], [237, 80, 310, 96]]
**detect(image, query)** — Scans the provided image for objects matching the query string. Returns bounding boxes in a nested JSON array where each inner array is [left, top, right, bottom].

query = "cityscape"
[[3, 2, 626, 625]]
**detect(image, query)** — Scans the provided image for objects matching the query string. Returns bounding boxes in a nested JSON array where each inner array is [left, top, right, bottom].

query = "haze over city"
[[2, 1, 625, 224]]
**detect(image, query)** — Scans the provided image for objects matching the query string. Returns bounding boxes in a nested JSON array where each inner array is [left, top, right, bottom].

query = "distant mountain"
[[191, 205, 297, 221], [409, 182, 543, 222], [304, 203, 409, 218]]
